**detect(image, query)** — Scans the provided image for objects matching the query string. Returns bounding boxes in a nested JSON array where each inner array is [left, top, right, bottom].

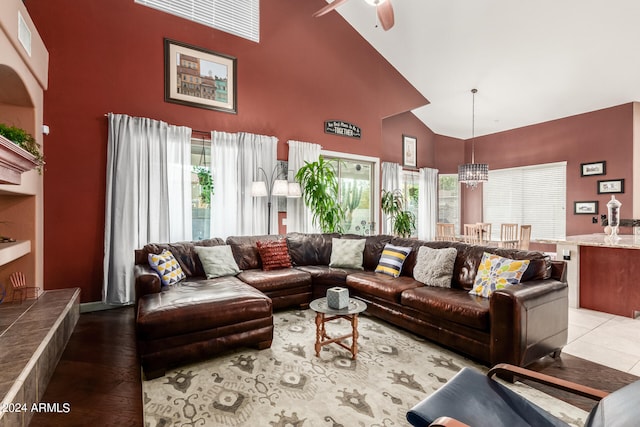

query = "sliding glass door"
[[324, 152, 379, 235]]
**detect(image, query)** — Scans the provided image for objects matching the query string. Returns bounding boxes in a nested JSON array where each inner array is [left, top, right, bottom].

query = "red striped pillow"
[[256, 238, 292, 271]]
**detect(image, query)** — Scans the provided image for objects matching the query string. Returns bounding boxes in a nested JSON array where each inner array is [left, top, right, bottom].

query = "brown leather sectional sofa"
[[134, 233, 568, 379]]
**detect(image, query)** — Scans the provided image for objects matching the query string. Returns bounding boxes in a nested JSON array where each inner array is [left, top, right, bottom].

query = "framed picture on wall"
[[574, 201, 599, 215], [402, 134, 417, 168], [597, 179, 624, 194], [580, 161, 606, 176], [164, 39, 237, 114]]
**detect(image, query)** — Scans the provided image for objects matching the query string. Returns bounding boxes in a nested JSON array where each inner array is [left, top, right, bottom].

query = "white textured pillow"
[[413, 246, 457, 288], [329, 238, 366, 270], [194, 245, 241, 278]]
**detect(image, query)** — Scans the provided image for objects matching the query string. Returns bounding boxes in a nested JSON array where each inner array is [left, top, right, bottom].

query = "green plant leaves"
[[295, 156, 346, 233], [381, 189, 416, 238], [193, 166, 213, 205], [0, 123, 45, 172]]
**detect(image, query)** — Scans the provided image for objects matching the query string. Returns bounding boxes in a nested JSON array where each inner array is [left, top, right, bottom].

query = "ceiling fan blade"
[[313, 0, 352, 18], [377, 0, 395, 31]]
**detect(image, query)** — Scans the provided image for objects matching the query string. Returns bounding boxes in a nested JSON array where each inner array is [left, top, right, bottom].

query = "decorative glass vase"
[[607, 195, 622, 238]]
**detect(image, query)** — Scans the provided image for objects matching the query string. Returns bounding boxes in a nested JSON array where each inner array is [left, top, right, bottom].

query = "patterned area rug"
[[143, 309, 588, 427]]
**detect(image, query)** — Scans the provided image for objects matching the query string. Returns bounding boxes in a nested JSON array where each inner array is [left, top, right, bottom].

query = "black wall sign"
[[324, 120, 361, 139]]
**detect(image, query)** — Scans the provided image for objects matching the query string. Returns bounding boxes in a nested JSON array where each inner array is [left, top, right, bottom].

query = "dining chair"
[[407, 363, 640, 427], [519, 225, 532, 250], [462, 224, 482, 244], [436, 223, 456, 241], [476, 223, 491, 244], [9, 272, 40, 303], [500, 223, 519, 248]]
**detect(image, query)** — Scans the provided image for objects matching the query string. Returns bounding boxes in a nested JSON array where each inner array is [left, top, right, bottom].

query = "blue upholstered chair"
[[407, 363, 640, 427]]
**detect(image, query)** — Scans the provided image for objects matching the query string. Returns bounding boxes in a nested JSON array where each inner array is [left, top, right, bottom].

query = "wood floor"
[[28, 306, 638, 425], [29, 307, 142, 427]]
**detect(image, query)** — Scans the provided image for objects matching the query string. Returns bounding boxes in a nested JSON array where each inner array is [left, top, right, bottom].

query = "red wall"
[[382, 111, 438, 168], [459, 103, 634, 239], [25, 0, 430, 302]]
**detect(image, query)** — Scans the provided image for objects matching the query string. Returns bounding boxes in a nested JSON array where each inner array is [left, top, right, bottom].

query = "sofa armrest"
[[489, 279, 568, 366], [134, 264, 161, 300]]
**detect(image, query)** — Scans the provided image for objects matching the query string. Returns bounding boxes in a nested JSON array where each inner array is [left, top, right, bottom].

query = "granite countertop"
[[536, 234, 640, 249]]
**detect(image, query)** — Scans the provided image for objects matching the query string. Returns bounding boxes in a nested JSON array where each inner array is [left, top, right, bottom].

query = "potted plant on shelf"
[[0, 123, 44, 174], [381, 189, 416, 238], [295, 156, 346, 233]]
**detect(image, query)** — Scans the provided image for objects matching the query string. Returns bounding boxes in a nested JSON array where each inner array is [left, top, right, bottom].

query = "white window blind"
[[483, 162, 566, 240], [136, 0, 260, 42]]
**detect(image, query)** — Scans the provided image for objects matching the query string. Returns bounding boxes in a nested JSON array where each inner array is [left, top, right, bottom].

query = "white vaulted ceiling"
[[324, 0, 640, 138]]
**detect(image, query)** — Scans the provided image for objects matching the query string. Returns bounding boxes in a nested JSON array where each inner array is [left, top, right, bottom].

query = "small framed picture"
[[574, 201, 599, 215], [164, 39, 237, 114], [597, 179, 624, 194], [580, 161, 606, 177], [402, 135, 417, 168]]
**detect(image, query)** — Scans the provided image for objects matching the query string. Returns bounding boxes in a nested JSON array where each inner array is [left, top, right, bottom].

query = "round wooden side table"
[[309, 297, 367, 360]]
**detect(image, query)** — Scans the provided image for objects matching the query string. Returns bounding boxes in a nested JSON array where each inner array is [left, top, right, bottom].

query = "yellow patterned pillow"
[[148, 250, 186, 286], [469, 252, 530, 298]]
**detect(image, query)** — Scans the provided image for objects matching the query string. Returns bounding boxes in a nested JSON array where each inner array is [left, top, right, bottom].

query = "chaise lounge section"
[[134, 233, 568, 379]]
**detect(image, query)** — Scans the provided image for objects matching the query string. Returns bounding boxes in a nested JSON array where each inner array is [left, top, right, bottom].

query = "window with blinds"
[[135, 0, 260, 43], [482, 162, 566, 240]]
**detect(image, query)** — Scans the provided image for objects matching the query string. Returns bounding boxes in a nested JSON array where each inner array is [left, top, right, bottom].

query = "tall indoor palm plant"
[[295, 156, 345, 233]]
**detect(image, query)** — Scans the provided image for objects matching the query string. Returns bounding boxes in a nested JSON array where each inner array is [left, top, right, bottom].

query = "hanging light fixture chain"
[[471, 88, 477, 164]]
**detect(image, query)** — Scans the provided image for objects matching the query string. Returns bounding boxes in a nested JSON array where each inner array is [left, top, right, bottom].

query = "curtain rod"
[[104, 113, 210, 136]]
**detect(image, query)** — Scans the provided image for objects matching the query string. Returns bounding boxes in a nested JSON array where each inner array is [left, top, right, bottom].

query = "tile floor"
[[565, 307, 640, 375]]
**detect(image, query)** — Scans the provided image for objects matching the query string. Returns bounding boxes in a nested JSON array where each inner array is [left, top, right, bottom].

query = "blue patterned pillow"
[[148, 250, 186, 286], [375, 244, 412, 277], [469, 252, 530, 298]]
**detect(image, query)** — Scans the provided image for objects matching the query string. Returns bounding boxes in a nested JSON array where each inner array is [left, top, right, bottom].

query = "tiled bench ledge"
[[0, 288, 80, 427]]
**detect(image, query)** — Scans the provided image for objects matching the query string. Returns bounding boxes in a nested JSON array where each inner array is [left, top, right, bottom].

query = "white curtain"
[[210, 131, 239, 239], [103, 113, 192, 305], [286, 140, 321, 233], [237, 132, 278, 235], [210, 131, 278, 237], [418, 167, 439, 241], [381, 162, 402, 235]]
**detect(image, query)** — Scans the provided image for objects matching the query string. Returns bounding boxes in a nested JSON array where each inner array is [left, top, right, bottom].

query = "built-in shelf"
[[0, 134, 39, 185], [0, 240, 31, 267]]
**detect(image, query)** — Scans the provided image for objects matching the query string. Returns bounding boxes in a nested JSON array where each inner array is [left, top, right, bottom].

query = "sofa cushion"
[[329, 238, 366, 270], [469, 252, 530, 298], [194, 245, 241, 278], [401, 286, 491, 331], [346, 272, 423, 303], [136, 277, 271, 340], [148, 250, 186, 286], [287, 233, 339, 266], [392, 239, 551, 290], [375, 244, 412, 277], [295, 265, 354, 282], [227, 235, 284, 270], [237, 268, 312, 293], [413, 246, 457, 288], [343, 234, 393, 271], [139, 238, 226, 277], [256, 238, 292, 271]]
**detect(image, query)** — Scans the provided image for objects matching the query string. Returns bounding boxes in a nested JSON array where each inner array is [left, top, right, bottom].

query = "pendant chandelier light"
[[458, 88, 488, 189]]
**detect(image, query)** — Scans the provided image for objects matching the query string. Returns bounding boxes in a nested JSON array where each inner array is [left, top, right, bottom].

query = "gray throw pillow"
[[329, 238, 366, 270], [194, 245, 241, 278], [413, 246, 457, 288]]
